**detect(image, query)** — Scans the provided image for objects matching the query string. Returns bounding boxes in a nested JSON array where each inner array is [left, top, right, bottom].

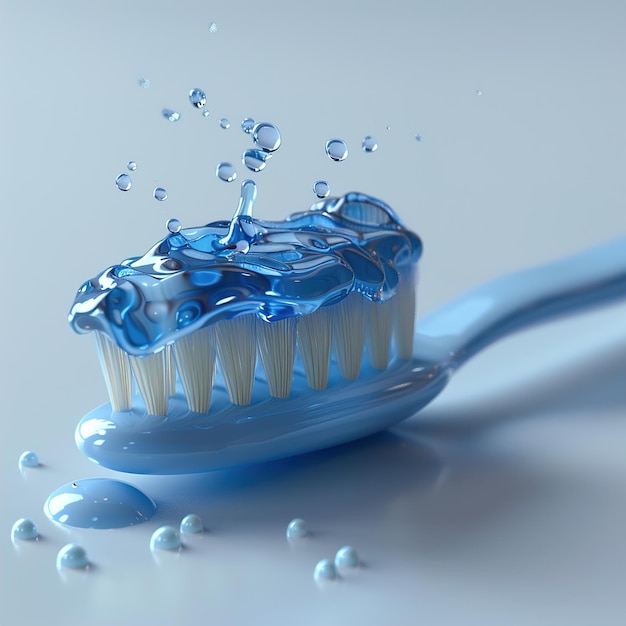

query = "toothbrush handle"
[[415, 238, 626, 369]]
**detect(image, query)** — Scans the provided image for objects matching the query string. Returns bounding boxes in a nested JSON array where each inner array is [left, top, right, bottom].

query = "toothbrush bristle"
[[297, 306, 333, 390], [257, 317, 297, 398], [333, 292, 369, 380], [394, 269, 417, 360], [167, 344, 177, 397], [367, 297, 395, 370], [95, 331, 132, 412], [129, 350, 170, 417]]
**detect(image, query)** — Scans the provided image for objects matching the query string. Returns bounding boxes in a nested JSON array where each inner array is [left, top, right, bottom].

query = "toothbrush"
[[70, 183, 626, 474]]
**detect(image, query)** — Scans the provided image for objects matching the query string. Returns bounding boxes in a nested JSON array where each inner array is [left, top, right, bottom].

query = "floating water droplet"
[[325, 138, 348, 162], [138, 77, 150, 89], [11, 518, 39, 540], [242, 149, 271, 172], [127, 161, 137, 171], [150, 526, 181, 551], [286, 518, 308, 539], [313, 180, 330, 198], [476, 89, 482, 96], [57, 544, 89, 570], [253, 122, 281, 152], [415, 133, 423, 142], [153, 187, 168, 201], [218, 118, 231, 129], [202, 109, 210, 118], [361, 136, 378, 153], [162, 109, 181, 122], [314, 559, 337, 582], [241, 117, 255, 134], [208, 22, 218, 33], [115, 173, 132, 191], [189, 88, 207, 108], [19, 450, 39, 468], [216, 162, 237, 182], [166, 218, 181, 233], [180, 514, 203, 534], [44, 478, 157, 529], [334, 546, 359, 568]]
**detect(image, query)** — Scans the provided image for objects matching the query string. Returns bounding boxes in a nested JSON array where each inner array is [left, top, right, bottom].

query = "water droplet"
[[166, 218, 181, 233], [202, 109, 210, 118], [218, 118, 231, 129], [138, 77, 150, 89], [314, 559, 337, 582], [312, 180, 330, 198], [189, 88, 207, 109], [361, 135, 378, 153], [180, 514, 203, 534], [286, 518, 308, 539], [150, 526, 181, 551], [44, 478, 157, 529], [476, 89, 482, 96], [334, 546, 359, 568], [242, 149, 271, 172], [19, 450, 39, 468], [415, 133, 423, 142], [325, 138, 348, 162], [115, 173, 132, 191], [153, 187, 168, 201], [253, 122, 281, 152], [208, 22, 218, 33], [11, 518, 39, 540], [57, 544, 89, 570], [127, 161, 137, 171], [386, 125, 391, 130], [162, 109, 181, 122], [216, 162, 237, 182], [241, 117, 255, 134]]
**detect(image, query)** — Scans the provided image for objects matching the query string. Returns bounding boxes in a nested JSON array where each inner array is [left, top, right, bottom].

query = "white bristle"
[[129, 350, 169, 416], [367, 297, 396, 370], [298, 307, 333, 390], [167, 344, 177, 396], [216, 315, 257, 405], [394, 268, 417, 360], [257, 317, 297, 398], [174, 326, 217, 413], [95, 331, 132, 412], [334, 292, 368, 380]]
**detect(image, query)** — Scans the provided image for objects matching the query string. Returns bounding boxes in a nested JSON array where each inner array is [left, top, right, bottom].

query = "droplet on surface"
[[476, 89, 482, 96], [415, 133, 423, 142], [252, 122, 281, 152], [19, 450, 39, 468], [57, 544, 89, 570], [150, 526, 181, 551], [216, 162, 237, 182], [218, 118, 231, 129], [361, 135, 378, 153], [115, 173, 132, 192], [314, 559, 337, 582], [162, 109, 181, 122], [241, 117, 255, 134], [286, 518, 308, 539], [11, 518, 39, 541], [208, 22, 218, 33], [334, 546, 359, 568], [166, 218, 181, 234], [153, 187, 168, 201], [189, 88, 207, 108], [127, 161, 137, 171], [325, 138, 348, 162], [202, 109, 210, 118], [180, 514, 203, 534], [312, 180, 330, 199], [242, 149, 271, 172], [138, 77, 150, 89]]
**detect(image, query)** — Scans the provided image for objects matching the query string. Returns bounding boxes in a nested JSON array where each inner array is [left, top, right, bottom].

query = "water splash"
[[325, 138, 348, 161], [312, 180, 330, 198], [153, 187, 168, 201], [189, 88, 206, 108], [115, 173, 132, 191], [208, 22, 218, 33], [162, 109, 181, 122], [167, 218, 182, 234], [138, 77, 150, 89], [252, 122, 281, 152], [242, 149, 271, 172], [241, 117, 255, 134], [216, 162, 237, 182], [127, 161, 137, 171], [218, 118, 231, 129], [361, 135, 378, 153], [202, 109, 210, 118]]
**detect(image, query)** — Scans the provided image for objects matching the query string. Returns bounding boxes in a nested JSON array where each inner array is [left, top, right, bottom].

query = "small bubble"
[[216, 162, 237, 182], [153, 187, 167, 201], [286, 518, 308, 539], [415, 133, 423, 142], [325, 138, 348, 162], [166, 218, 181, 233], [241, 117, 255, 134], [313, 180, 330, 198], [208, 22, 218, 33], [162, 109, 181, 122], [334, 546, 359, 568], [19, 450, 39, 468], [57, 544, 89, 569], [127, 161, 137, 171], [361, 135, 378, 153], [189, 88, 207, 109], [476, 89, 482, 96], [180, 514, 203, 534], [11, 518, 39, 541], [218, 118, 231, 129], [150, 526, 181, 551], [115, 173, 132, 192], [138, 77, 150, 89], [202, 109, 210, 118], [242, 149, 271, 172], [253, 122, 281, 152], [314, 559, 337, 582]]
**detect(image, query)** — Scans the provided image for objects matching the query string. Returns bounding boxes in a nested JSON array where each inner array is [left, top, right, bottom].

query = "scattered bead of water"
[[202, 109, 210, 117], [216, 162, 237, 182], [476, 89, 482, 96], [313, 180, 330, 198], [325, 138, 348, 162], [361, 135, 378, 153], [162, 109, 181, 122], [218, 118, 231, 129], [19, 450, 39, 468], [208, 22, 218, 33], [314, 559, 337, 582], [253, 122, 281, 152], [166, 218, 181, 234], [127, 161, 137, 171], [138, 77, 150, 89], [241, 117, 255, 134], [415, 133, 423, 142], [57, 544, 89, 569], [242, 149, 270, 172], [334, 546, 359, 568], [189, 88, 207, 108], [153, 187, 168, 201], [180, 514, 203, 534], [11, 518, 39, 541], [150, 526, 181, 551], [115, 173, 132, 191], [286, 518, 308, 539], [386, 125, 391, 130]]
